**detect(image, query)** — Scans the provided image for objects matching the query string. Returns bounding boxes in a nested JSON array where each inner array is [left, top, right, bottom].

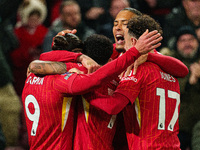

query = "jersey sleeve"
[[147, 52, 189, 78], [39, 50, 82, 62]]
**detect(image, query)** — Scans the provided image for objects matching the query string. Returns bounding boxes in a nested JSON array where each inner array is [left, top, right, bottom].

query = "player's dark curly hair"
[[127, 14, 163, 39], [83, 34, 113, 65], [52, 33, 83, 52]]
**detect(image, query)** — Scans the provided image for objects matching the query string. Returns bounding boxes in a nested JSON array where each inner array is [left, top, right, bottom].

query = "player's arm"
[[40, 51, 100, 73], [125, 52, 189, 78], [40, 50, 82, 62], [87, 92, 130, 115], [147, 52, 189, 78], [29, 54, 101, 75], [28, 60, 67, 75]]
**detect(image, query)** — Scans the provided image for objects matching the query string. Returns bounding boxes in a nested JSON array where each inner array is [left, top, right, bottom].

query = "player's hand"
[[135, 29, 163, 54], [56, 29, 77, 36], [120, 54, 148, 78], [189, 61, 200, 84], [68, 68, 84, 74], [77, 54, 101, 74], [133, 54, 148, 75]]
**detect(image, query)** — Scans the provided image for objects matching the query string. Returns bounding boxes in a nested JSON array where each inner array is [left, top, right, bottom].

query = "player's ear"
[[131, 37, 137, 46]]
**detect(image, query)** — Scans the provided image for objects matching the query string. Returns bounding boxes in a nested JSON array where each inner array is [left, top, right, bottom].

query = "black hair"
[[52, 33, 83, 51], [127, 14, 163, 39], [83, 34, 113, 65], [120, 7, 142, 16]]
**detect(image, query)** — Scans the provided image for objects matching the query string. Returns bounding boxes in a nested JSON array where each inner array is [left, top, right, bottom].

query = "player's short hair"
[[83, 34, 113, 65], [127, 14, 163, 39], [52, 33, 83, 52], [120, 7, 142, 16]]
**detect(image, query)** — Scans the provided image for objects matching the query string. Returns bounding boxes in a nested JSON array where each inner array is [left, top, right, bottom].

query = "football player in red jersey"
[[90, 14, 182, 150]]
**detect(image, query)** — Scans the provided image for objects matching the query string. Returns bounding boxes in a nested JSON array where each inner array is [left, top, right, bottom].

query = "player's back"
[[22, 73, 76, 150], [122, 62, 181, 150], [74, 82, 118, 150]]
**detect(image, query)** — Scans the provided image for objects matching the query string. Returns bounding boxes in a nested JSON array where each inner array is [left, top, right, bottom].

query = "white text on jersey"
[[160, 71, 176, 82], [26, 76, 44, 85]]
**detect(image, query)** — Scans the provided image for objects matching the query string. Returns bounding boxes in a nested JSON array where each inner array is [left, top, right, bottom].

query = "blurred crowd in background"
[[0, 0, 200, 149]]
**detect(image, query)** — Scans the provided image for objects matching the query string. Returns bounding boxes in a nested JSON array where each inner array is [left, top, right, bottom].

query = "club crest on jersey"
[[63, 72, 73, 80]]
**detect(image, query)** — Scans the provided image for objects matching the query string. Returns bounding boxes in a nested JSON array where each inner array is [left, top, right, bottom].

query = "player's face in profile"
[[113, 10, 137, 52]]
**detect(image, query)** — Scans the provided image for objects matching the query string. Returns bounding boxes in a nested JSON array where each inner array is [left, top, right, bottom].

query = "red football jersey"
[[22, 73, 80, 150], [116, 62, 181, 149], [74, 83, 118, 150]]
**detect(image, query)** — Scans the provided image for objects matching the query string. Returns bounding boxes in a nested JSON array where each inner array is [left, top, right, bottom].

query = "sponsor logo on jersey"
[[121, 76, 137, 82], [121, 70, 138, 82]]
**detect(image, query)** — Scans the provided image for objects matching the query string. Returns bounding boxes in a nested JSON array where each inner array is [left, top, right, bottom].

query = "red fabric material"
[[40, 50, 82, 63], [147, 52, 189, 78]]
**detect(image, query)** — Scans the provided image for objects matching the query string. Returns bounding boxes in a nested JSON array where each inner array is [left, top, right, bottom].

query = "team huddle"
[[22, 8, 188, 150]]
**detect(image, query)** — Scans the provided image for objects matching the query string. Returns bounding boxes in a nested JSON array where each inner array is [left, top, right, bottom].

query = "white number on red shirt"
[[25, 95, 40, 136], [156, 88, 180, 131]]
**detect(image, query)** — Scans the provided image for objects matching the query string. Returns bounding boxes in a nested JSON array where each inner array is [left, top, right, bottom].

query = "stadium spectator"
[[163, 0, 200, 48], [76, 0, 108, 30], [137, 0, 180, 28], [42, 0, 95, 52]]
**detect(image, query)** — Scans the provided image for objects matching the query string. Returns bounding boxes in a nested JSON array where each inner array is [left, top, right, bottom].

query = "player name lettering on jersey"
[[26, 76, 44, 85], [160, 71, 176, 82], [121, 76, 137, 82]]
